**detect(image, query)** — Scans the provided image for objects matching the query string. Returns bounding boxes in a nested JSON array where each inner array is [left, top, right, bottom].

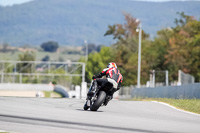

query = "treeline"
[[80, 12, 200, 86]]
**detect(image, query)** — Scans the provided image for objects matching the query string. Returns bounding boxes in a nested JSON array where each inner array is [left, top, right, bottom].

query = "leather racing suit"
[[89, 67, 123, 98]]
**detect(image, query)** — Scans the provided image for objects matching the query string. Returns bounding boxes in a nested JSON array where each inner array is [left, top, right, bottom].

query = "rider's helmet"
[[107, 62, 117, 68]]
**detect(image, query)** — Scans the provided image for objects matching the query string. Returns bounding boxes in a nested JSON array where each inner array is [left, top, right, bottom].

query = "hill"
[[0, 0, 200, 46]]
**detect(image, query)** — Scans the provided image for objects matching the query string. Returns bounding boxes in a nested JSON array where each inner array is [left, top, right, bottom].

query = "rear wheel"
[[90, 91, 106, 111]]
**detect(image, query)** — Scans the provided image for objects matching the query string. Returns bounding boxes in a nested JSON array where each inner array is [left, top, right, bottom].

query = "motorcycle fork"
[[91, 91, 98, 102], [88, 81, 101, 105], [90, 86, 100, 103]]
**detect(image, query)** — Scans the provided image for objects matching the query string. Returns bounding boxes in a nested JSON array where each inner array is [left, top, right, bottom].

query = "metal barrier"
[[131, 83, 200, 99], [119, 86, 132, 99], [54, 85, 69, 98], [0, 83, 54, 91], [0, 83, 69, 98]]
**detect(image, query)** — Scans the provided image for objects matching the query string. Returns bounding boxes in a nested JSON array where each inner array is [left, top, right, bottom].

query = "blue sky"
[[0, 0, 33, 6], [0, 0, 199, 6]]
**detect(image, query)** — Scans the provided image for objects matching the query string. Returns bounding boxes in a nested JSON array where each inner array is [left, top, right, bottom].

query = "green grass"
[[129, 98, 200, 114], [0, 131, 9, 133], [0, 51, 20, 60], [0, 51, 82, 61], [43, 91, 62, 98], [35, 51, 82, 61]]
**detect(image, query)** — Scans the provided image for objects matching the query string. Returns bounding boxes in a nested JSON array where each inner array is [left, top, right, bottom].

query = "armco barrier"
[[54, 85, 69, 98], [0, 83, 54, 91], [131, 83, 200, 99]]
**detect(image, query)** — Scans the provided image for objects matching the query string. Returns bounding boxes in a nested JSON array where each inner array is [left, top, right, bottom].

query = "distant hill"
[[0, 0, 200, 46]]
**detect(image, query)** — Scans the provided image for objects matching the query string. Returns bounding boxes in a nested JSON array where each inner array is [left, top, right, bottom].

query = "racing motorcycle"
[[83, 80, 113, 111]]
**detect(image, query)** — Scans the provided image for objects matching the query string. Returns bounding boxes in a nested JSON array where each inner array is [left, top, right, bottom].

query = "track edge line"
[[151, 101, 200, 117]]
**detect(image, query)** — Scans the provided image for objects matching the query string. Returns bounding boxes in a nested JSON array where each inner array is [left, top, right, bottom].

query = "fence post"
[[166, 70, 169, 86], [20, 73, 22, 83], [1, 72, 4, 83], [82, 63, 85, 83], [178, 70, 181, 85], [152, 70, 155, 87], [48, 62, 51, 74]]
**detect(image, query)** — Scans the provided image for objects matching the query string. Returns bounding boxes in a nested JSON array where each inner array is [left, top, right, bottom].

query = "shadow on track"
[[75, 109, 104, 112]]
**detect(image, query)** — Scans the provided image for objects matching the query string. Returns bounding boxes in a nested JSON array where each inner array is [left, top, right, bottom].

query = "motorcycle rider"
[[87, 62, 123, 105]]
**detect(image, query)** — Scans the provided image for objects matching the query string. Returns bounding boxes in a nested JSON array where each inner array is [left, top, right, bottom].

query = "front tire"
[[83, 103, 89, 110], [83, 100, 90, 110], [90, 91, 106, 111]]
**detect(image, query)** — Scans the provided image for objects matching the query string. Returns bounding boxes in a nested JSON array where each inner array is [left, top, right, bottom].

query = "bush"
[[41, 41, 59, 52]]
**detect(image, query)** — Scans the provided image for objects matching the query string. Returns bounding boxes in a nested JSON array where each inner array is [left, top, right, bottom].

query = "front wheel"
[[83, 103, 89, 110], [83, 100, 90, 110], [90, 91, 106, 111]]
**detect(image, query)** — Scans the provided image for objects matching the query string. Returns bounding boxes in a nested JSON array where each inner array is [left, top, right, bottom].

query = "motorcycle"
[[83, 79, 113, 111]]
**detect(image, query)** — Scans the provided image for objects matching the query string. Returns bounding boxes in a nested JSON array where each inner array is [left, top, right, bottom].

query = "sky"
[[0, 0, 200, 6], [0, 0, 33, 6]]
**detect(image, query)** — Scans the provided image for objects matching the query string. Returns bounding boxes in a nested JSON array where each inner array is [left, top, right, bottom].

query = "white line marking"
[[151, 101, 200, 117]]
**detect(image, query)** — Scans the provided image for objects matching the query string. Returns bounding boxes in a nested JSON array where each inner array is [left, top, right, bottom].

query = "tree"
[[105, 12, 149, 41], [82, 43, 105, 54], [164, 12, 199, 81], [85, 47, 114, 82], [0, 43, 9, 53], [75, 46, 114, 85], [82, 12, 200, 86], [17, 51, 36, 73], [41, 55, 50, 61], [152, 12, 200, 82], [41, 41, 59, 52], [145, 28, 173, 82], [96, 45, 104, 52], [104, 12, 150, 85], [82, 43, 96, 54]]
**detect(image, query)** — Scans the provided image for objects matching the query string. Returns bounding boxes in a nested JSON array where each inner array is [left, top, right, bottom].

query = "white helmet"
[[107, 62, 117, 68]]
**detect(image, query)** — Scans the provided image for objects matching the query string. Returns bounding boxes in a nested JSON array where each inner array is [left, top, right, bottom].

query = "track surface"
[[0, 97, 200, 133]]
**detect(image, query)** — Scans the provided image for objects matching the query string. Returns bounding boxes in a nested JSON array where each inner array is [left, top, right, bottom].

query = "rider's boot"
[[104, 88, 115, 106], [104, 95, 113, 106]]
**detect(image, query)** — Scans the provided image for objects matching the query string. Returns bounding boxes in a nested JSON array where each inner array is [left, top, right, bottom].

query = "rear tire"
[[90, 91, 106, 111]]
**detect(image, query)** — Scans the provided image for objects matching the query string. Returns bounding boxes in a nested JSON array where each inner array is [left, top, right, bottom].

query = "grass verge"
[[43, 91, 62, 98], [129, 98, 200, 114], [0, 131, 9, 133]]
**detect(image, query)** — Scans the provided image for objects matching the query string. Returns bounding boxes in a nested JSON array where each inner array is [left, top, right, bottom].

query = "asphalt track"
[[0, 97, 200, 133]]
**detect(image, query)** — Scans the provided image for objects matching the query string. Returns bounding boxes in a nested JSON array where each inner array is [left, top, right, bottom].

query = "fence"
[[131, 83, 200, 99], [178, 70, 195, 85], [0, 61, 85, 88], [118, 86, 133, 99]]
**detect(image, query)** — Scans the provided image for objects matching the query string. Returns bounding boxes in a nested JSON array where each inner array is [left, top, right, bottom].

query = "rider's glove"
[[92, 75, 97, 79]]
